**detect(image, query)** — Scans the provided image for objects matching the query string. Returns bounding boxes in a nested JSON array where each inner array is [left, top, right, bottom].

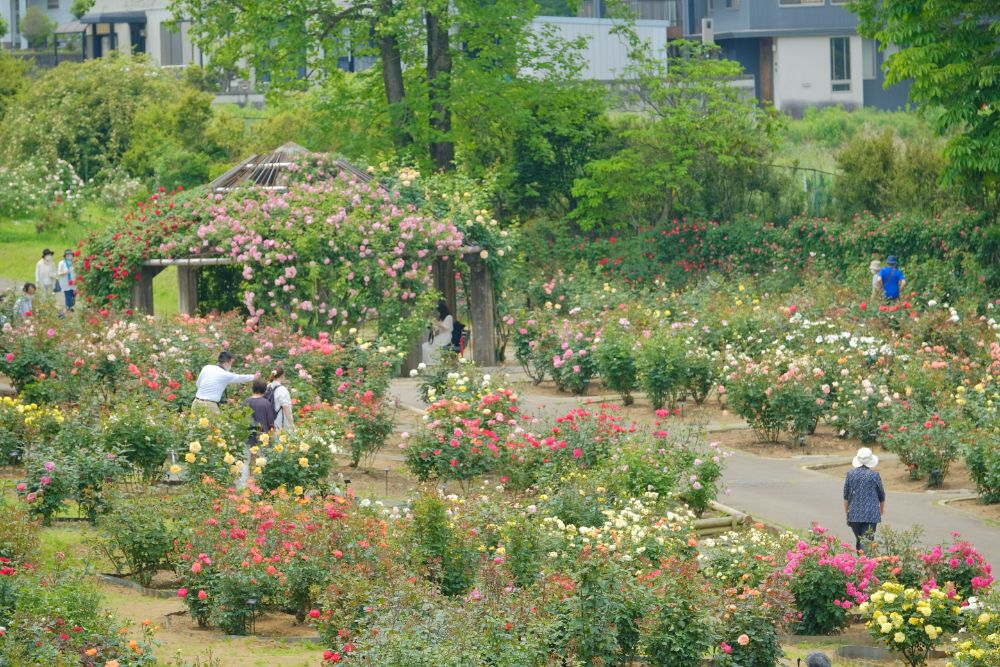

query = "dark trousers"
[[848, 521, 877, 552]]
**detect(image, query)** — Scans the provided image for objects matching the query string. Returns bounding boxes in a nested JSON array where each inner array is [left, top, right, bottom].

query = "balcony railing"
[[577, 0, 678, 22]]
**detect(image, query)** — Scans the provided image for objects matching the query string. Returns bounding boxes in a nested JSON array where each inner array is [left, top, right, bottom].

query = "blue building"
[[682, 0, 910, 114]]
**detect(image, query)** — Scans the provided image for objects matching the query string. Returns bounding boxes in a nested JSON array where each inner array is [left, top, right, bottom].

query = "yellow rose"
[[223, 453, 236, 465], [184, 452, 197, 463], [169, 465, 182, 474], [293, 486, 304, 495], [188, 441, 202, 454], [298, 457, 309, 468], [894, 632, 906, 643]]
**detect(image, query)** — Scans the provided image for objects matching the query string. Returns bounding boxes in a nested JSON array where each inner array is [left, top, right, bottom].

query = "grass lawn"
[[0, 206, 179, 316]]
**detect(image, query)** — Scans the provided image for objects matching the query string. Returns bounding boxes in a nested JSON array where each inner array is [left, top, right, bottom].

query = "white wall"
[[773, 35, 863, 112], [531, 16, 669, 81], [89, 0, 202, 65]]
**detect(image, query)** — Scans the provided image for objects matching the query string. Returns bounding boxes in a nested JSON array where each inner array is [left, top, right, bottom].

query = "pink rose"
[[177, 588, 188, 598]]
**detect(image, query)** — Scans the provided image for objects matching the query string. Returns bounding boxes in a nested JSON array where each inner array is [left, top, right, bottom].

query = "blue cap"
[[886, 255, 897, 266]]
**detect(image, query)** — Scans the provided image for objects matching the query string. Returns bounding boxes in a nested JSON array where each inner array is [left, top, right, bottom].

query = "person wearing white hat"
[[868, 259, 882, 300], [843, 447, 886, 552]]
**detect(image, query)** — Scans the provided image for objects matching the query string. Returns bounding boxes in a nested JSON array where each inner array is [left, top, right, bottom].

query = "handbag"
[[54, 281, 62, 293]]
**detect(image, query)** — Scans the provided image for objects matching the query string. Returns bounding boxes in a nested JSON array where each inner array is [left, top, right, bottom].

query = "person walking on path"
[[844, 447, 886, 552], [34, 250, 56, 298], [56, 249, 76, 312], [267, 366, 294, 431], [192, 351, 256, 412], [14, 283, 35, 318], [868, 259, 882, 300], [875, 256, 905, 301]]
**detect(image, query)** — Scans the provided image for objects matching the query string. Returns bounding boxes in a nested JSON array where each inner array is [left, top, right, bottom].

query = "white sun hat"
[[853, 447, 879, 468]]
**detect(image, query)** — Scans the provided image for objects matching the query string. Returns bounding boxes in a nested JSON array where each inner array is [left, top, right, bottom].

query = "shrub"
[[410, 494, 477, 597], [642, 560, 716, 666], [965, 430, 1000, 503], [725, 360, 826, 443], [713, 580, 793, 667], [103, 402, 175, 482], [637, 333, 687, 410], [880, 406, 963, 487], [0, 56, 183, 181], [947, 589, 1000, 667], [594, 325, 638, 405], [0, 499, 38, 563], [97, 493, 177, 587], [858, 582, 963, 667], [17, 448, 76, 525]]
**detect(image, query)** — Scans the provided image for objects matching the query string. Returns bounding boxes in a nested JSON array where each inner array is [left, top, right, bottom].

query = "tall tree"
[[170, 0, 579, 172], [850, 0, 1000, 212]]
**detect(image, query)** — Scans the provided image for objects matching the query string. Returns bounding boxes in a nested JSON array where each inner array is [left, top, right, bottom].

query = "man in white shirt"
[[192, 351, 256, 412]]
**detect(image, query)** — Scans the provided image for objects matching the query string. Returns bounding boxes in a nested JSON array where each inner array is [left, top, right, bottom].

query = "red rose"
[[309, 609, 321, 619]]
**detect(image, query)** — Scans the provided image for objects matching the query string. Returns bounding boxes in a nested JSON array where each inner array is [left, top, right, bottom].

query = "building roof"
[[207, 142, 374, 194], [81, 11, 148, 24], [55, 21, 88, 34]]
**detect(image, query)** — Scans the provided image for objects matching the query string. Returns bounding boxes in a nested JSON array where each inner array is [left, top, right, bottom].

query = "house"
[[680, 0, 910, 114], [3, 0, 74, 49]]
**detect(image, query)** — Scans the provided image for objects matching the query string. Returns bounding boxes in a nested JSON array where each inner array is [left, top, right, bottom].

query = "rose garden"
[[1, 1, 999, 662], [0, 152, 998, 666]]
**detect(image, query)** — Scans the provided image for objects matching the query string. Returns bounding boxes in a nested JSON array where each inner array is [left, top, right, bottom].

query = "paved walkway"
[[390, 376, 1000, 566], [722, 450, 1000, 565]]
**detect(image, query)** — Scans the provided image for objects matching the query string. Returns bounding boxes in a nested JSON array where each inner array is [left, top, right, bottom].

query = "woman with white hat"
[[868, 260, 882, 300], [843, 447, 886, 552]]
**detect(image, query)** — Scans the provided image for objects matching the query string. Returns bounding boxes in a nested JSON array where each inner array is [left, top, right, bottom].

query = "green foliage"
[[643, 561, 716, 666], [19, 6, 55, 48], [851, 0, 1000, 214], [0, 499, 38, 563], [965, 428, 1000, 503], [122, 88, 239, 188], [790, 557, 850, 634], [0, 56, 182, 181], [594, 325, 638, 405], [410, 494, 477, 596], [70, 0, 95, 19], [102, 402, 174, 482], [637, 333, 687, 410], [833, 128, 956, 217], [0, 52, 29, 120], [97, 493, 177, 587], [571, 40, 783, 231]]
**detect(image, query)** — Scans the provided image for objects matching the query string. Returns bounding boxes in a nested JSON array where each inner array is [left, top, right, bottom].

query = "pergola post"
[[434, 257, 457, 318], [130, 266, 163, 315], [177, 266, 199, 316], [467, 254, 497, 366]]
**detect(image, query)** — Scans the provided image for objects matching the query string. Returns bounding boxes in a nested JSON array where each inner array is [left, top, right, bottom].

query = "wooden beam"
[[142, 257, 234, 267], [467, 255, 496, 366], [434, 257, 457, 318], [177, 266, 198, 316]]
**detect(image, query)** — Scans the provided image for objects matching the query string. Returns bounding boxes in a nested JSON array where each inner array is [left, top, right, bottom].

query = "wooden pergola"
[[129, 144, 498, 367]]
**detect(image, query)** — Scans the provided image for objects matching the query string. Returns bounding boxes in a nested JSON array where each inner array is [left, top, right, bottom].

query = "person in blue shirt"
[[844, 447, 886, 552], [875, 255, 905, 300]]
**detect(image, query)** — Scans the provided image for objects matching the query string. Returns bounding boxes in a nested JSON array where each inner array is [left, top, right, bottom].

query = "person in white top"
[[268, 366, 294, 430], [421, 300, 454, 366], [56, 249, 76, 312], [34, 249, 56, 298], [192, 351, 256, 412], [868, 260, 882, 300]]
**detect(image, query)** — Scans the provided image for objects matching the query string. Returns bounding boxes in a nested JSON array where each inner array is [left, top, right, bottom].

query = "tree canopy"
[[850, 0, 1000, 213]]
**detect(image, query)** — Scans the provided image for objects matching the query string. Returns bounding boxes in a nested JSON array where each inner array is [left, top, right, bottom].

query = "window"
[[160, 24, 184, 66], [707, 0, 714, 12], [862, 38, 877, 79], [830, 37, 851, 91], [779, 0, 823, 6], [725, 0, 739, 8], [48, 0, 60, 9]]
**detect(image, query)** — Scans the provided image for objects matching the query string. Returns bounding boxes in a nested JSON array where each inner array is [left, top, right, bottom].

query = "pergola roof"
[[207, 142, 374, 194]]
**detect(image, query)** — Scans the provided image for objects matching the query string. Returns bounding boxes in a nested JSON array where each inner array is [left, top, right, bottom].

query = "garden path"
[[389, 375, 1000, 565]]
